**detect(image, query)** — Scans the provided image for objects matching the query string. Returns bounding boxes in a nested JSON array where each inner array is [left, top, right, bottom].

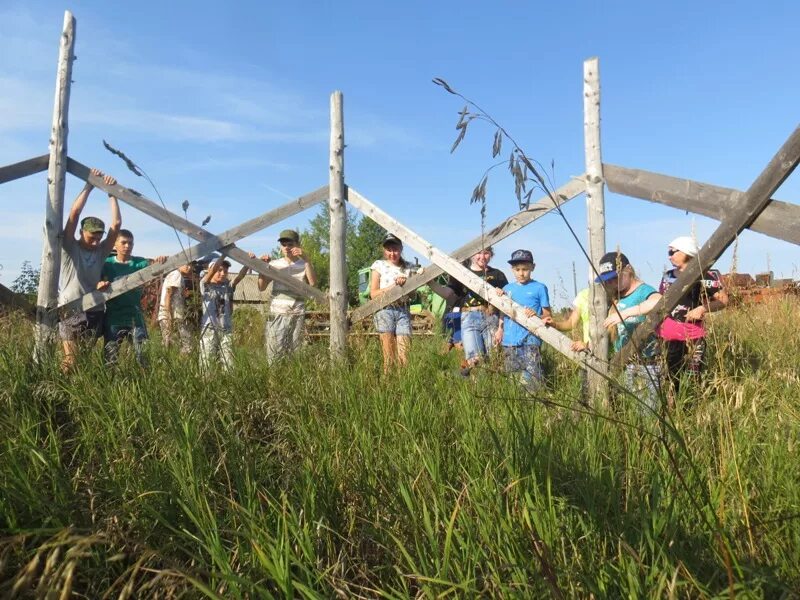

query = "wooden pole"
[[583, 57, 609, 402], [328, 91, 348, 358], [614, 125, 800, 367], [34, 11, 76, 361]]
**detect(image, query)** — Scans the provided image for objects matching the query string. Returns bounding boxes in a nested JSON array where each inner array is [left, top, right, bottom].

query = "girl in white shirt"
[[370, 233, 414, 373]]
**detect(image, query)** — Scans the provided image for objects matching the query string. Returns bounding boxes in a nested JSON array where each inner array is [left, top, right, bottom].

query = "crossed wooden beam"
[[2, 129, 798, 371], [0, 155, 332, 313], [346, 186, 607, 372], [613, 125, 800, 367], [58, 159, 328, 314], [350, 177, 588, 323]]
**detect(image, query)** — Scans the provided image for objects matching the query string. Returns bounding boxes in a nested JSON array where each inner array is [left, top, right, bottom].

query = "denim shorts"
[[374, 306, 411, 336]]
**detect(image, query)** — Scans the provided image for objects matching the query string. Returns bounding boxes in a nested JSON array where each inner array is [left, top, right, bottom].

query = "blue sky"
[[1, 0, 798, 307]]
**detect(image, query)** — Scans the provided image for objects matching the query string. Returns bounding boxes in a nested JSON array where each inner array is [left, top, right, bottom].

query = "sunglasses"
[[668, 248, 678, 256]]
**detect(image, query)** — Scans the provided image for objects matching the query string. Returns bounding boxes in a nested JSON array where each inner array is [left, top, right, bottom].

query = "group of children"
[[56, 168, 168, 372], [57, 168, 727, 405], [370, 232, 728, 406], [191, 228, 318, 371], [370, 235, 553, 389], [56, 168, 316, 374]]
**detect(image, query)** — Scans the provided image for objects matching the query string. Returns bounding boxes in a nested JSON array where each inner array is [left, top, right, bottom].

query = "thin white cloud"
[[74, 108, 249, 142], [159, 156, 294, 173]]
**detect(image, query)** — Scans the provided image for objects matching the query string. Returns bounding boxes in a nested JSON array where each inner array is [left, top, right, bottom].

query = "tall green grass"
[[1, 300, 799, 598]]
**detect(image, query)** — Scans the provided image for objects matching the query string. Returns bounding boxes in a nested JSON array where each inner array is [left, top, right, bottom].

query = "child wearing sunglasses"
[[658, 236, 728, 397]]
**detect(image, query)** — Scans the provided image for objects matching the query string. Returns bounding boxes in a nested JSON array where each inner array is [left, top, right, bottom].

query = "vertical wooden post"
[[34, 11, 76, 362], [583, 57, 609, 402], [328, 91, 348, 358]]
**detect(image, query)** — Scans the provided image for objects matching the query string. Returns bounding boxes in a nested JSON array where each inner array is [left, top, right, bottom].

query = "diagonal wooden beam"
[[349, 177, 586, 323], [58, 184, 329, 314], [65, 158, 327, 304], [347, 187, 605, 371], [0, 155, 50, 185], [614, 126, 800, 368], [604, 163, 800, 245]]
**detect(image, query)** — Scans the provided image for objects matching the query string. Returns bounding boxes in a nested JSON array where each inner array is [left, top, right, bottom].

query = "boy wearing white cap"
[[658, 236, 728, 396]]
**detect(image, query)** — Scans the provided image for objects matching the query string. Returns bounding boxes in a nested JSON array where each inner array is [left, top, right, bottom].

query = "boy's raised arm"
[[64, 168, 103, 242], [102, 175, 121, 252]]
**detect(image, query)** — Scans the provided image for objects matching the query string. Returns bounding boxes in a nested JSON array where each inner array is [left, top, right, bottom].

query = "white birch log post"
[[583, 57, 609, 403], [34, 11, 76, 362], [347, 188, 606, 374], [328, 91, 348, 358]]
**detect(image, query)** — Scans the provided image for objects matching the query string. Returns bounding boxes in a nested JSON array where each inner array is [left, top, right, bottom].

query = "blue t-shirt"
[[614, 282, 658, 358], [501, 280, 550, 347]]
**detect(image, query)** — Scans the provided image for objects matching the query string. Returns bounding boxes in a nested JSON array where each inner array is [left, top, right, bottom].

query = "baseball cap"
[[595, 251, 630, 283], [278, 229, 300, 243], [382, 233, 403, 246], [668, 236, 699, 257], [508, 249, 534, 264], [80, 216, 105, 233]]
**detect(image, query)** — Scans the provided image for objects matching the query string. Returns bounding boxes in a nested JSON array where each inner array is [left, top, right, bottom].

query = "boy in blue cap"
[[494, 249, 552, 391]]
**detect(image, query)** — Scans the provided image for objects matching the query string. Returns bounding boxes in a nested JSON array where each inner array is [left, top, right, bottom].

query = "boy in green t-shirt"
[[99, 229, 166, 365]]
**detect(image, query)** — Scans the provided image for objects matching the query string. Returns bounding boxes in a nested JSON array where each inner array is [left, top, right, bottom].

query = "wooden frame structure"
[[3, 11, 798, 397]]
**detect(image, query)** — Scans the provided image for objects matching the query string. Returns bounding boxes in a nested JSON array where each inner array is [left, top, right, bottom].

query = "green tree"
[[288, 206, 386, 305], [11, 261, 40, 298]]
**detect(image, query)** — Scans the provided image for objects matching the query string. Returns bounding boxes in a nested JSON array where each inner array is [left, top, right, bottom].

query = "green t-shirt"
[[102, 256, 150, 328]]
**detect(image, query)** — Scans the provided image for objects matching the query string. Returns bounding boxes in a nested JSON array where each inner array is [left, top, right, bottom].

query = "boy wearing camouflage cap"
[[58, 168, 121, 372], [257, 229, 318, 363]]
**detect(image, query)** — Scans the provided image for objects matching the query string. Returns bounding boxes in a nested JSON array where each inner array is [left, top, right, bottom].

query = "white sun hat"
[[668, 236, 700, 257]]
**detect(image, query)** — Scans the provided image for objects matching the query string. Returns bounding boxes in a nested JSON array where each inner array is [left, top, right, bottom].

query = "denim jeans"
[[503, 345, 544, 391], [104, 323, 148, 366], [461, 310, 499, 362]]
